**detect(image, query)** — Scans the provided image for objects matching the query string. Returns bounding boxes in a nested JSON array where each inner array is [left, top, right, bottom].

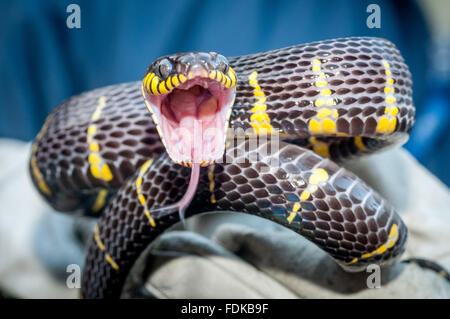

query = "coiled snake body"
[[31, 37, 419, 298]]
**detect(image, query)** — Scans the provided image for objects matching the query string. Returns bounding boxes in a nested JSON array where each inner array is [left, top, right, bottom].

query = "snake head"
[[141, 52, 237, 167]]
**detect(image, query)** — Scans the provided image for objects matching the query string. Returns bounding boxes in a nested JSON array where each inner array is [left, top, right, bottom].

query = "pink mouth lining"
[[146, 77, 235, 165]]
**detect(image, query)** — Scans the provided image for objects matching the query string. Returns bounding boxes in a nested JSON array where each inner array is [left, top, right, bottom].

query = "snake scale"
[[30, 37, 435, 298]]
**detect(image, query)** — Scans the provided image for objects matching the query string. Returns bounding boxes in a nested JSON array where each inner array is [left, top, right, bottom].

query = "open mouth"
[[143, 76, 235, 166]]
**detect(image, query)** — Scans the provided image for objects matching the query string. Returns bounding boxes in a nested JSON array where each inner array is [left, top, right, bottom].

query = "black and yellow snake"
[[29, 37, 447, 298]]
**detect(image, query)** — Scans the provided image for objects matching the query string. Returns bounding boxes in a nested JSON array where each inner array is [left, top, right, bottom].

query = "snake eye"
[[215, 54, 229, 73], [158, 58, 172, 79]]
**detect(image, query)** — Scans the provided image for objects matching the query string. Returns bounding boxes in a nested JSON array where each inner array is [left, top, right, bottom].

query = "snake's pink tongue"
[[179, 116, 203, 163], [150, 162, 201, 222]]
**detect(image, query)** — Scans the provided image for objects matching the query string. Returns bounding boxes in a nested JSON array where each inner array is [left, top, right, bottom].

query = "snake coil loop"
[[30, 37, 433, 298]]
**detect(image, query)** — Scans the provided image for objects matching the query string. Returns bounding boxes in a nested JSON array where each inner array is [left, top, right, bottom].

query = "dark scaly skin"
[[82, 141, 408, 298], [29, 37, 435, 298], [30, 82, 164, 214]]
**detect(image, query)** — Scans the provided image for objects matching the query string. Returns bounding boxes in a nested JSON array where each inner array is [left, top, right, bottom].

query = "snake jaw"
[[143, 75, 236, 166]]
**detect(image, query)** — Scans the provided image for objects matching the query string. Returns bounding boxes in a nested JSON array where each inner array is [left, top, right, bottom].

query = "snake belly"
[[30, 37, 415, 298]]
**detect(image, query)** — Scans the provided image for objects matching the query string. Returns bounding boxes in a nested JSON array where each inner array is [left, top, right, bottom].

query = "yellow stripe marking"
[[389, 224, 398, 238], [309, 168, 328, 184], [158, 81, 169, 94], [221, 72, 227, 86], [317, 108, 333, 119], [387, 239, 395, 249], [308, 119, 322, 135], [208, 165, 216, 204], [136, 177, 143, 188], [299, 168, 330, 203], [314, 99, 326, 107], [105, 254, 119, 270], [248, 71, 273, 135], [87, 125, 96, 135], [92, 110, 101, 120], [179, 74, 187, 83], [315, 80, 328, 87], [151, 76, 160, 95], [216, 71, 223, 83], [309, 137, 330, 158], [377, 60, 397, 134], [254, 90, 264, 97], [346, 223, 399, 266], [88, 153, 101, 165], [300, 190, 311, 201], [94, 225, 105, 251], [252, 104, 267, 112], [92, 189, 108, 213], [171, 75, 180, 87], [225, 75, 231, 88], [346, 258, 358, 265], [89, 142, 99, 152], [376, 117, 390, 133], [287, 198, 301, 223], [257, 97, 266, 104], [135, 159, 156, 227], [386, 96, 396, 104], [321, 118, 336, 134], [389, 106, 399, 116], [309, 58, 339, 138], [144, 73, 155, 92], [228, 67, 237, 87], [87, 96, 113, 182], [377, 244, 387, 254], [140, 159, 153, 174], [354, 136, 367, 152], [100, 164, 113, 181], [250, 113, 270, 122], [287, 213, 296, 223], [90, 166, 101, 179], [138, 194, 146, 205], [144, 210, 156, 227], [31, 114, 54, 196], [166, 76, 174, 90]]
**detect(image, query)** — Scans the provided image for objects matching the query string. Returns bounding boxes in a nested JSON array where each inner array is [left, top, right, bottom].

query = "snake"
[[29, 36, 447, 298]]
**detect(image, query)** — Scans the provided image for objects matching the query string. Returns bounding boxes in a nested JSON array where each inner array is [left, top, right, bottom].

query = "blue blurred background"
[[0, 0, 449, 185]]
